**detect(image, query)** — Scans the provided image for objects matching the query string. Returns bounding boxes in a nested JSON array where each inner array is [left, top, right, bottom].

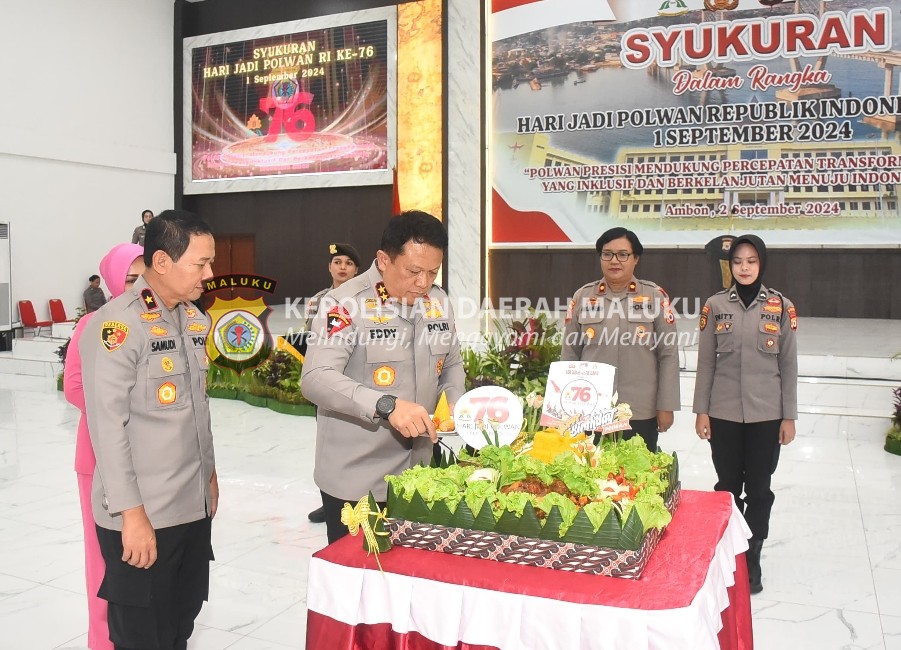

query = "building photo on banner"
[[490, 0, 901, 247]]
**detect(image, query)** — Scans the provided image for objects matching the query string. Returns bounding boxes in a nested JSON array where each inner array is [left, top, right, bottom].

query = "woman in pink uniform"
[[64, 243, 144, 650]]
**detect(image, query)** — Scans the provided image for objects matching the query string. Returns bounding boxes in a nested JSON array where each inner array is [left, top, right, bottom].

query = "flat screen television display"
[[182, 7, 396, 194]]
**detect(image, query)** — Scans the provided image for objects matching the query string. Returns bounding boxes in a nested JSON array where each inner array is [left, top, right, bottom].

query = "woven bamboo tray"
[[387, 484, 681, 578]]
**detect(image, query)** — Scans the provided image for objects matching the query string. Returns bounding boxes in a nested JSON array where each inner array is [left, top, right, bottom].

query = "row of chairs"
[[18, 299, 74, 337]]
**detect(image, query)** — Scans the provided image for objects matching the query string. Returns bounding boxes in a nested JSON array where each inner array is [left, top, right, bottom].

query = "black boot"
[[747, 537, 763, 594], [308, 505, 326, 523]]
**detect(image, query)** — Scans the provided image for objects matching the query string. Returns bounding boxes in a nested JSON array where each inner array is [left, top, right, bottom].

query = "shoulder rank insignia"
[[101, 321, 129, 352], [141, 289, 159, 311], [327, 306, 352, 337], [375, 282, 390, 304]]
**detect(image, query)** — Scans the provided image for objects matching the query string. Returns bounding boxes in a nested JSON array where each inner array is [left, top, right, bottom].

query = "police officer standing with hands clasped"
[[81, 210, 218, 650], [693, 233, 798, 595], [302, 210, 466, 544], [561, 227, 680, 451]]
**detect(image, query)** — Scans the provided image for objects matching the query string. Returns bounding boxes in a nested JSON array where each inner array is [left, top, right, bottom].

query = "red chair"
[[48, 299, 75, 323], [18, 300, 52, 337]]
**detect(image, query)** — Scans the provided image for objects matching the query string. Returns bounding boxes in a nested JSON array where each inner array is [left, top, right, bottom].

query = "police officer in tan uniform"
[[81, 210, 218, 649], [561, 227, 680, 451], [304, 243, 363, 331], [302, 211, 465, 544], [693, 233, 798, 595], [131, 209, 153, 246], [304, 242, 362, 524]]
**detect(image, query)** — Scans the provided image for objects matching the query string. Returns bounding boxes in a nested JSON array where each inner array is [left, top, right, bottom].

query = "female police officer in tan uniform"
[[304, 243, 362, 332], [304, 242, 362, 524], [561, 227, 680, 452], [693, 233, 798, 595]]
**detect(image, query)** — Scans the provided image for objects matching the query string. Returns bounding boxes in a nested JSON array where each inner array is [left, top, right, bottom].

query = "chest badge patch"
[[101, 321, 129, 352], [149, 325, 168, 337], [161, 357, 174, 373], [157, 382, 177, 405], [373, 365, 395, 387]]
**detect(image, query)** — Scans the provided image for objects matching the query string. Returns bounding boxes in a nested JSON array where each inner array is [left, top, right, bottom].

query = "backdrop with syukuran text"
[[490, 0, 901, 247]]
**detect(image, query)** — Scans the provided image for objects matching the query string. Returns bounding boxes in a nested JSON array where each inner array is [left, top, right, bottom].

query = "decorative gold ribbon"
[[341, 497, 390, 572]]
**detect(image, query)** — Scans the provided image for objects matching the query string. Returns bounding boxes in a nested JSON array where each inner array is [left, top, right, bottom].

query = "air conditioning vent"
[[0, 222, 10, 329]]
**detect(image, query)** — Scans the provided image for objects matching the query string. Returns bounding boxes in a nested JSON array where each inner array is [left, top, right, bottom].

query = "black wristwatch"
[[375, 394, 397, 419]]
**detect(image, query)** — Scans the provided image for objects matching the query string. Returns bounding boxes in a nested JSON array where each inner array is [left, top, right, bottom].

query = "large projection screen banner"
[[183, 7, 396, 194], [490, 0, 901, 247]]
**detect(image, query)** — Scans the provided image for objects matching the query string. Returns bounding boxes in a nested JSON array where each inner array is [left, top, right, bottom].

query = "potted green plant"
[[54, 307, 87, 391], [462, 310, 561, 397], [250, 351, 316, 415], [885, 387, 901, 456], [206, 365, 239, 400]]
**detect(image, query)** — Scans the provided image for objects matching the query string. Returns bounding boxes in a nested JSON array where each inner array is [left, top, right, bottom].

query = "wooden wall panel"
[[490, 249, 899, 319]]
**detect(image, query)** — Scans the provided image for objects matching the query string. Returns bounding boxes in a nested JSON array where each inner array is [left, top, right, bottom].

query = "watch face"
[[377, 395, 395, 416]]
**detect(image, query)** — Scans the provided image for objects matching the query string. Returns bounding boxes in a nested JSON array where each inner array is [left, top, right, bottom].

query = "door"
[[207, 234, 256, 303]]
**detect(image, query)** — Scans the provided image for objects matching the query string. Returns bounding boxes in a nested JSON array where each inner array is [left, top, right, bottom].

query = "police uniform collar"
[[598, 277, 638, 295], [727, 284, 769, 303]]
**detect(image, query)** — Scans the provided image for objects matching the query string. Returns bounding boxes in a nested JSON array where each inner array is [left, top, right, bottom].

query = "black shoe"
[[308, 505, 326, 523], [747, 537, 764, 594]]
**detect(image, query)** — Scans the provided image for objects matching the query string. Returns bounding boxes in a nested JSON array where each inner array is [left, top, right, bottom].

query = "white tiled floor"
[[1, 371, 899, 649]]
